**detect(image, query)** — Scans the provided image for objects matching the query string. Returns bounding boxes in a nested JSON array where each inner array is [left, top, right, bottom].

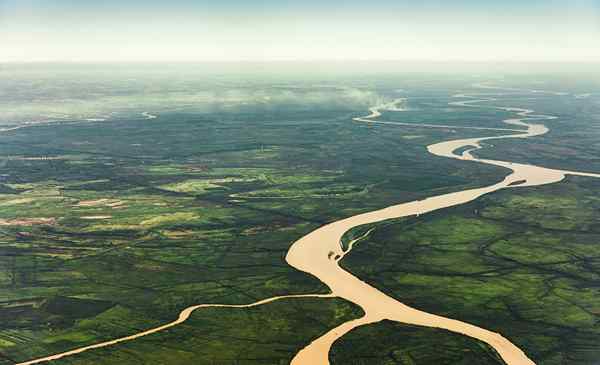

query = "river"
[[17, 85, 600, 365]]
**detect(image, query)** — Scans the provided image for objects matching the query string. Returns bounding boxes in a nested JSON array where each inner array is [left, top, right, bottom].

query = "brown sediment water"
[[15, 86, 600, 365]]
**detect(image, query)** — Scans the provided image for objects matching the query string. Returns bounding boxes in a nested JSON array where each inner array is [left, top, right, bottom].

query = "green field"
[[1, 67, 599, 364]]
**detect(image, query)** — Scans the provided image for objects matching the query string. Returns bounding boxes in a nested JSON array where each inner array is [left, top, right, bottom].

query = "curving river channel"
[[17, 85, 600, 365]]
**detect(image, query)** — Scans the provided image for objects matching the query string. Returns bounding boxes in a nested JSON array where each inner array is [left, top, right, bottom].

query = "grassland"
[[0, 85, 512, 364], [1, 71, 599, 364]]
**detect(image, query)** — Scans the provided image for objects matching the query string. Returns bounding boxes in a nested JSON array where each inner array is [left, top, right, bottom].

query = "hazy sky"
[[1, 0, 599, 62]]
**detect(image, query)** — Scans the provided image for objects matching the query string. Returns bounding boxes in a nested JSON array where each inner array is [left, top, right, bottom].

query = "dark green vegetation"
[[59, 297, 360, 365], [477, 94, 600, 174], [1, 66, 599, 364], [340, 176, 600, 364], [331, 322, 504, 365]]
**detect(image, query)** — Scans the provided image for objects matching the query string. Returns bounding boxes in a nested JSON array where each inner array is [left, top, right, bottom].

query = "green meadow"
[[1, 71, 599, 364]]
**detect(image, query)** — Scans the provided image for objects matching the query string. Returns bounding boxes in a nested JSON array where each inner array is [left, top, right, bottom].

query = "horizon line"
[[3, 60, 600, 65]]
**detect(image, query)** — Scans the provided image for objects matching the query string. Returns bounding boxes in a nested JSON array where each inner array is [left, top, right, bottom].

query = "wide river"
[[18, 85, 600, 365]]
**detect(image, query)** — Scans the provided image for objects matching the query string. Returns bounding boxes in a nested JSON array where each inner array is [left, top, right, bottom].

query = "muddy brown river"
[[18, 85, 600, 365]]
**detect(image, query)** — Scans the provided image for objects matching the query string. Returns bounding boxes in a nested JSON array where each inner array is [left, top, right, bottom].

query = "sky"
[[1, 0, 600, 63]]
